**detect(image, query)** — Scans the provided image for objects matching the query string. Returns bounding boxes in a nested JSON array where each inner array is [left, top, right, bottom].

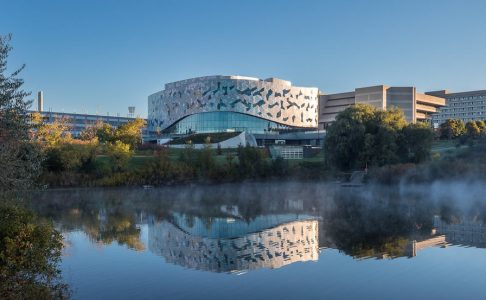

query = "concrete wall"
[[318, 85, 445, 126], [387, 87, 416, 123], [318, 92, 356, 128], [355, 85, 387, 110]]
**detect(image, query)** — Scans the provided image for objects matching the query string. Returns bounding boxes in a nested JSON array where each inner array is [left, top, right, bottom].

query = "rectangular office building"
[[319, 85, 445, 128], [426, 90, 486, 127]]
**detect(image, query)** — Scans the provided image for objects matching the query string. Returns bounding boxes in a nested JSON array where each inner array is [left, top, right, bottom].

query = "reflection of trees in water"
[[29, 184, 320, 253], [28, 182, 486, 259], [437, 196, 486, 225], [323, 189, 436, 259], [84, 210, 144, 251], [29, 189, 158, 251]]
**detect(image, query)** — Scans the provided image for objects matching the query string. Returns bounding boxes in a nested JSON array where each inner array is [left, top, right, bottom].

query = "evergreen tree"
[[0, 34, 42, 191]]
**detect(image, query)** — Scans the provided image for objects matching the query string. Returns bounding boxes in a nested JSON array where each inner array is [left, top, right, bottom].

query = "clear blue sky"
[[2, 0, 486, 118]]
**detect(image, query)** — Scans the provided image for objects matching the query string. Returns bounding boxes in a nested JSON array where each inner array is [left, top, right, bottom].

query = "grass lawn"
[[431, 140, 457, 152], [285, 152, 325, 166], [431, 140, 469, 157], [99, 146, 324, 171]]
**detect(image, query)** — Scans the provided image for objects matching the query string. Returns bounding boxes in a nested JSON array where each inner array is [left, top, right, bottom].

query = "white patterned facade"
[[148, 76, 319, 133], [148, 218, 319, 273]]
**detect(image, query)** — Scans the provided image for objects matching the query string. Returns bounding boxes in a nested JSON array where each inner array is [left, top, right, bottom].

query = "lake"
[[28, 181, 486, 300]]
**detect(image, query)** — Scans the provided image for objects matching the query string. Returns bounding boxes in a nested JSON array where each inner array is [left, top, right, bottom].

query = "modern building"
[[318, 85, 446, 128], [147, 76, 456, 148], [426, 89, 486, 127], [148, 75, 319, 135]]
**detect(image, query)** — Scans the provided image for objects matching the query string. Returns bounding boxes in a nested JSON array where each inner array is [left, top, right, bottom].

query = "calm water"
[[29, 182, 486, 299]]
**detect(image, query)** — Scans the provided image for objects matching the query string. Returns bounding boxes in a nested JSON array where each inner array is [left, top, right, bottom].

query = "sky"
[[1, 0, 486, 118]]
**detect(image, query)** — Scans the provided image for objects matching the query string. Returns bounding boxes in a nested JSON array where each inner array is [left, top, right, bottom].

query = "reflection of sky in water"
[[170, 213, 316, 239], [29, 183, 486, 299], [61, 229, 486, 300]]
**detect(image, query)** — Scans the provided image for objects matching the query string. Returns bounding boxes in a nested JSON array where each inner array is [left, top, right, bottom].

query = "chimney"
[[37, 91, 43, 112]]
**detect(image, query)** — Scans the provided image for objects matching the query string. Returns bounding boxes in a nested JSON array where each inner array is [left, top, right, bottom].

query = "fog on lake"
[[28, 181, 486, 299]]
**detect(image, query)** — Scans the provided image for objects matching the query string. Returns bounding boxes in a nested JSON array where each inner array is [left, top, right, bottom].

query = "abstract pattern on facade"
[[148, 217, 319, 273], [148, 76, 319, 132]]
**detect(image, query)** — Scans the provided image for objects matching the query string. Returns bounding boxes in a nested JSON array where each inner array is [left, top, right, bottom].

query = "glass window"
[[163, 111, 297, 134]]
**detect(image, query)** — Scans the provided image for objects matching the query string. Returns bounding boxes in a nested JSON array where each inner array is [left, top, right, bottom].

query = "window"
[[163, 111, 294, 134]]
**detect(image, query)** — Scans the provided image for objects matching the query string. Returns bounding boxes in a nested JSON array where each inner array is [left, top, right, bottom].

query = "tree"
[[115, 118, 145, 150], [362, 108, 407, 167], [325, 104, 434, 171], [43, 140, 98, 173], [439, 119, 465, 139], [106, 141, 132, 172], [324, 104, 374, 170], [325, 104, 408, 171], [475, 120, 486, 136], [178, 140, 195, 164], [466, 121, 481, 138], [237, 145, 267, 178], [0, 34, 42, 191], [0, 202, 69, 298], [398, 123, 434, 163], [197, 136, 215, 176], [0, 34, 68, 298], [80, 120, 114, 143], [32, 113, 72, 148]]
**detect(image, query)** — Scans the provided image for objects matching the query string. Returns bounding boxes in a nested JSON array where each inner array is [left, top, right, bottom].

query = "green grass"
[[431, 140, 457, 153], [285, 152, 325, 166], [98, 146, 325, 171], [128, 156, 155, 169], [431, 140, 470, 160]]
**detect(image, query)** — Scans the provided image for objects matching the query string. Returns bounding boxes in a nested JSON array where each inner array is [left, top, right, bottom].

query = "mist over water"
[[28, 181, 486, 299]]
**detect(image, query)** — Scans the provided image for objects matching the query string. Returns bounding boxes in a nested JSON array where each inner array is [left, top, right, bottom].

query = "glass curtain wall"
[[163, 111, 292, 134]]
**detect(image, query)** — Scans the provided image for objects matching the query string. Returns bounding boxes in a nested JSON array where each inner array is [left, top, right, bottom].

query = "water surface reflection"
[[27, 182, 486, 299], [149, 215, 318, 273]]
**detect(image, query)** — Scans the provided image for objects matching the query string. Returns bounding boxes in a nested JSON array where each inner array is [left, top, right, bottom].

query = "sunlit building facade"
[[148, 76, 319, 135], [318, 85, 446, 128]]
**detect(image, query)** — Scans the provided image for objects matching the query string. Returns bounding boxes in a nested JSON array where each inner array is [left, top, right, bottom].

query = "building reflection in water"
[[406, 216, 486, 257], [148, 213, 319, 273], [28, 184, 486, 265], [434, 216, 486, 248]]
